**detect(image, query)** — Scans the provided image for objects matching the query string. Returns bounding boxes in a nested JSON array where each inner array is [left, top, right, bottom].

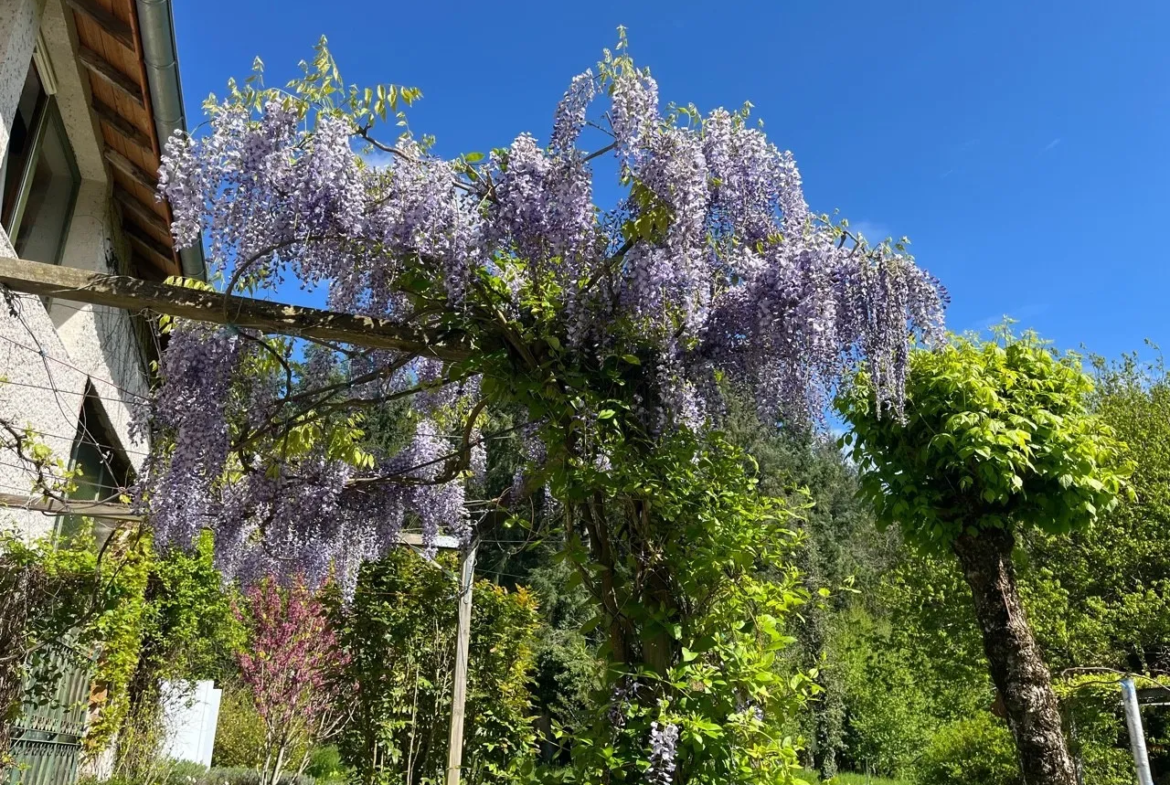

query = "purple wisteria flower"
[[147, 43, 946, 588]]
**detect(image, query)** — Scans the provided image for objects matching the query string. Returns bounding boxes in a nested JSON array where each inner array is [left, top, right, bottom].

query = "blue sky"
[[172, 0, 1170, 361]]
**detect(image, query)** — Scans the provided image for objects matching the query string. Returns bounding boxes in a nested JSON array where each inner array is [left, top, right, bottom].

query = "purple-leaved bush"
[[235, 576, 349, 785]]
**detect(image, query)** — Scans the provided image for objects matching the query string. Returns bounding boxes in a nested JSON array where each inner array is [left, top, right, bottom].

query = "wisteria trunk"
[[953, 528, 1077, 785]]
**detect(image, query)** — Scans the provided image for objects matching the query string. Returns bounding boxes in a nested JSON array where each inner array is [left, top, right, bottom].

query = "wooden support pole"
[[446, 540, 477, 785], [0, 256, 470, 360]]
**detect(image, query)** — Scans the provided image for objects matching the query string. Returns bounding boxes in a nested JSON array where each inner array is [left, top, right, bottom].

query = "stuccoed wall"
[[0, 0, 150, 539]]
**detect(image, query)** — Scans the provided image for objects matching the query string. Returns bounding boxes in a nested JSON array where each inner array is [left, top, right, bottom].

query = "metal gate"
[[7, 651, 91, 785]]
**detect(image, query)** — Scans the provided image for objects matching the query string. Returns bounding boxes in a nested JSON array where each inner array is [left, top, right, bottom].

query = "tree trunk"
[[952, 527, 1076, 785]]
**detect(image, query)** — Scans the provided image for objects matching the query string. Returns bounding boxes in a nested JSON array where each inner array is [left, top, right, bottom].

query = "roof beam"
[[78, 47, 145, 109], [124, 224, 178, 276], [104, 146, 157, 191], [64, 0, 136, 52], [114, 187, 170, 236], [0, 255, 472, 360], [92, 99, 153, 151]]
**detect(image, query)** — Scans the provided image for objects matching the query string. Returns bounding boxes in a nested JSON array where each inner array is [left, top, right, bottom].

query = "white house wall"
[[0, 0, 151, 539]]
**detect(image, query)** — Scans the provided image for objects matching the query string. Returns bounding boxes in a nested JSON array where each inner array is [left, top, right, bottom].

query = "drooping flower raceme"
[[647, 721, 680, 784], [145, 46, 945, 586]]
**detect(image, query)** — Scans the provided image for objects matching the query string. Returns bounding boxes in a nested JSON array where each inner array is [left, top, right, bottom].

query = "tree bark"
[[953, 527, 1076, 785]]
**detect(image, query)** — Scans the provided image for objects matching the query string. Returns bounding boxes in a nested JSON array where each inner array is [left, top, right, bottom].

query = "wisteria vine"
[[141, 38, 945, 590]]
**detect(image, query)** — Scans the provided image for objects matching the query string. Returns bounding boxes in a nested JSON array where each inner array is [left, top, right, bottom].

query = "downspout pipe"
[[135, 0, 205, 280]]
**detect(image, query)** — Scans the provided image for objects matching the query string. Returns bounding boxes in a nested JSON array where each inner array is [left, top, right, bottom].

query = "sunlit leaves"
[[838, 325, 1132, 550]]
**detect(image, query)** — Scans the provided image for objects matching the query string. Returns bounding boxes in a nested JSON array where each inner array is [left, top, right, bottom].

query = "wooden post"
[[446, 541, 477, 785]]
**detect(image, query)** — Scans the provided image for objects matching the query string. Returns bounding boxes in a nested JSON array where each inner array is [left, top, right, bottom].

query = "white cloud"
[[1041, 138, 1062, 154], [849, 220, 892, 243]]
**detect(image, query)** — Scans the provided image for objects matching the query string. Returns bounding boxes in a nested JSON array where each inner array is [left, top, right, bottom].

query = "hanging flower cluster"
[[144, 39, 945, 586]]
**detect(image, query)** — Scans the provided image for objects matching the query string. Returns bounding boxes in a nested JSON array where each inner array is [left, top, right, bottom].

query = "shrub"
[[914, 713, 1021, 785], [200, 766, 313, 785], [330, 549, 541, 785], [211, 686, 266, 768], [302, 746, 344, 780]]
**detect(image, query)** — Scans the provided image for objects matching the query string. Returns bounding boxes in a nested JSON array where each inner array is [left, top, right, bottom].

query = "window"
[[58, 394, 134, 547], [0, 59, 80, 265]]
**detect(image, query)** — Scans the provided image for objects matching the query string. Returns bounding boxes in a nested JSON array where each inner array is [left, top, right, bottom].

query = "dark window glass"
[[59, 396, 134, 547], [13, 109, 80, 264], [0, 64, 46, 229], [0, 60, 80, 265]]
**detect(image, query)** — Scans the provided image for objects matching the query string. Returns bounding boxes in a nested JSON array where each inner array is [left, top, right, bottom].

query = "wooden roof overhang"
[[65, 0, 182, 281]]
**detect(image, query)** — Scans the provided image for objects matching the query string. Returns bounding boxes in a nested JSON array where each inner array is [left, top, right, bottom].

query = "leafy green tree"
[[558, 433, 814, 785], [329, 548, 540, 785], [913, 713, 1021, 785], [837, 328, 1130, 785], [721, 391, 898, 779]]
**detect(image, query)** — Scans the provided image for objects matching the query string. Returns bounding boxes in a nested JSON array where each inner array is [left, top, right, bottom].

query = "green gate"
[[7, 651, 91, 785]]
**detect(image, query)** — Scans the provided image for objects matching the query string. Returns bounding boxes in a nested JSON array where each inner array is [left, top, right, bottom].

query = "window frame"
[[3, 92, 81, 266]]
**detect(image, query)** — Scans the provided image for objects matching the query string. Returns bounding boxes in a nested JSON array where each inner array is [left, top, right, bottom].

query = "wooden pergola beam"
[[78, 47, 144, 108], [0, 256, 471, 360], [0, 493, 460, 550], [64, 0, 135, 52]]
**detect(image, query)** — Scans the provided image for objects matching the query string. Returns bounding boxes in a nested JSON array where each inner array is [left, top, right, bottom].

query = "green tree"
[[721, 391, 898, 779], [329, 548, 540, 785], [837, 328, 1130, 785]]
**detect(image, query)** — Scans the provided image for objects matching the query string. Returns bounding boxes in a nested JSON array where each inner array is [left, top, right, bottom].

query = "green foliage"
[[831, 610, 933, 778], [199, 767, 314, 785], [798, 770, 910, 785], [213, 685, 268, 768], [557, 433, 814, 785], [912, 713, 1021, 785], [84, 530, 153, 756], [838, 327, 1130, 549], [112, 533, 241, 778], [329, 549, 540, 785], [720, 389, 899, 777], [140, 532, 243, 681], [303, 745, 345, 781], [1014, 353, 1170, 674], [0, 522, 155, 758]]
